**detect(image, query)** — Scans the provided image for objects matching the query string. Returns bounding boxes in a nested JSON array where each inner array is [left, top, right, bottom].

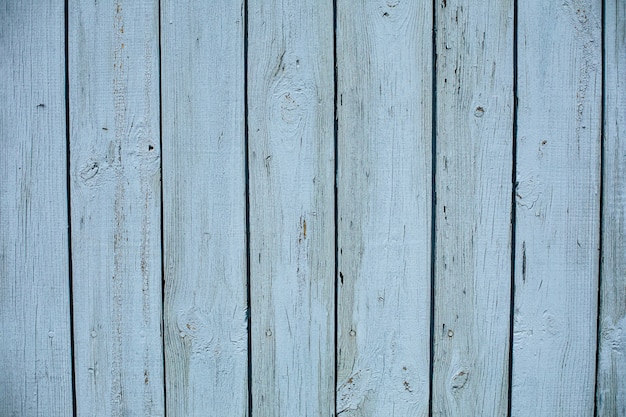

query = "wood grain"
[[336, 1, 432, 415], [512, 1, 602, 415], [0, 1, 73, 415], [432, 0, 513, 415], [596, 0, 626, 415], [160, 1, 248, 416], [69, 1, 164, 415], [247, 0, 335, 415]]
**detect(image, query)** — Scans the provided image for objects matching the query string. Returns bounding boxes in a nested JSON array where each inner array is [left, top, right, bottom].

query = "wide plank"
[[69, 1, 164, 415], [160, 1, 248, 415], [247, 0, 335, 415], [432, 0, 513, 415], [0, 1, 73, 415], [512, 1, 601, 415], [336, 1, 432, 415]]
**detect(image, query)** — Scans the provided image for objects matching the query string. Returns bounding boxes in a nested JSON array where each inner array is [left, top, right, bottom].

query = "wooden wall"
[[0, 0, 623, 416]]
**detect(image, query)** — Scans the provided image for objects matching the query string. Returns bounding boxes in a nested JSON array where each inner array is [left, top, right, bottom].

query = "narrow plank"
[[336, 1, 432, 415], [69, 1, 164, 415], [432, 0, 513, 415], [160, 1, 248, 416], [0, 1, 73, 415], [512, 1, 601, 415], [596, 0, 626, 414], [247, 0, 335, 415]]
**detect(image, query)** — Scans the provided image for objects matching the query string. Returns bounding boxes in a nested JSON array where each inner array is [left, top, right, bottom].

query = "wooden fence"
[[1, 0, 623, 416]]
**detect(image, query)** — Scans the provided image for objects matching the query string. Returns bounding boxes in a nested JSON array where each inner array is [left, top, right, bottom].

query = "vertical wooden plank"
[[69, 1, 164, 415], [247, 0, 335, 415], [0, 1, 73, 415], [161, 1, 248, 416], [512, 0, 601, 415], [336, 1, 432, 415], [432, 0, 513, 415], [597, 0, 626, 414]]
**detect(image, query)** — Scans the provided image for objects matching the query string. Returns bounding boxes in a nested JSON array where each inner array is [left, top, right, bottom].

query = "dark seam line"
[[156, 0, 168, 415], [64, 1, 78, 415], [333, 0, 339, 415], [244, 0, 253, 415], [428, 0, 437, 416], [593, 0, 605, 415], [507, 0, 518, 415]]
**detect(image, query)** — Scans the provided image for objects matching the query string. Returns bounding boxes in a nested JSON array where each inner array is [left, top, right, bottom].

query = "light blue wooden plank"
[[160, 1, 248, 415], [69, 1, 164, 415], [432, 0, 514, 415], [336, 1, 432, 415], [248, 0, 335, 415], [512, 1, 602, 415], [596, 0, 626, 414], [0, 1, 73, 415]]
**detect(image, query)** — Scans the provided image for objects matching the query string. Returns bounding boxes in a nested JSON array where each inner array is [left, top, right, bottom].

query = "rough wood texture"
[[0, 1, 73, 415], [160, 1, 248, 416], [512, 1, 601, 415], [247, 1, 335, 415], [69, 1, 164, 415], [432, 0, 513, 415], [336, 1, 432, 415], [597, 0, 626, 415], [4, 1, 626, 414]]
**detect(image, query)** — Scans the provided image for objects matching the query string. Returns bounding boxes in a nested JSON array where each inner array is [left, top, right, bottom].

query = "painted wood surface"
[[432, 0, 513, 415], [0, 1, 73, 416], [69, 1, 164, 415], [511, 1, 602, 416], [160, 1, 248, 416], [336, 2, 432, 415], [3, 1, 626, 415], [247, 1, 335, 415], [597, 0, 626, 415]]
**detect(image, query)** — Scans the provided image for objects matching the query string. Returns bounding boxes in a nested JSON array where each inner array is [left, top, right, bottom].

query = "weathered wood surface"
[[247, 1, 335, 415], [597, 0, 626, 415], [0, 1, 73, 416], [69, 0, 164, 415], [432, 0, 513, 415], [3, 1, 626, 415], [160, 1, 248, 416], [336, 1, 432, 415], [511, 0, 602, 416]]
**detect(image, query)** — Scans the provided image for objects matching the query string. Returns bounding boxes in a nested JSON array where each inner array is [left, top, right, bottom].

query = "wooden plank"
[[336, 2, 432, 415], [512, 1, 601, 415], [596, 0, 626, 414], [247, 1, 335, 415], [69, 1, 164, 415], [0, 1, 73, 415], [432, 0, 513, 415], [160, 1, 248, 416]]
